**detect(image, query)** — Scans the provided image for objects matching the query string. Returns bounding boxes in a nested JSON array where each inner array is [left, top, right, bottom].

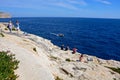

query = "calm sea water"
[[0, 17, 120, 61]]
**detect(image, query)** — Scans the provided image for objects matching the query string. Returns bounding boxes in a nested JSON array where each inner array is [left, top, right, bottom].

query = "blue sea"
[[0, 17, 120, 61]]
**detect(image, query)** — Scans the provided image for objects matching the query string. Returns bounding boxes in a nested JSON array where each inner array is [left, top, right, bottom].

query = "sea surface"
[[0, 17, 120, 61]]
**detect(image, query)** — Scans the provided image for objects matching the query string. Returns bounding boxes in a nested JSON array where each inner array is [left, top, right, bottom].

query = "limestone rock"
[[0, 23, 120, 80]]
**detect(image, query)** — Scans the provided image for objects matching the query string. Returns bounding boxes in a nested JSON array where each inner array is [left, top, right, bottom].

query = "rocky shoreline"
[[0, 23, 120, 80]]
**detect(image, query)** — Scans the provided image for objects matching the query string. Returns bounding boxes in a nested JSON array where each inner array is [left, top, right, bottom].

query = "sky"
[[0, 0, 120, 18]]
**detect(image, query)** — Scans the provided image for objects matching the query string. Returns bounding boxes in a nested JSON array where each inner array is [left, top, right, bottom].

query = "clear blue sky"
[[0, 0, 120, 18]]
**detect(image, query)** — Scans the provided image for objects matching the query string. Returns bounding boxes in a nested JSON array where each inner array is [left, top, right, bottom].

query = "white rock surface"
[[0, 23, 120, 80]]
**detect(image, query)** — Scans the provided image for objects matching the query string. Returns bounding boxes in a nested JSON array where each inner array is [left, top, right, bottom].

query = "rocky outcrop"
[[0, 12, 11, 18], [0, 23, 120, 80]]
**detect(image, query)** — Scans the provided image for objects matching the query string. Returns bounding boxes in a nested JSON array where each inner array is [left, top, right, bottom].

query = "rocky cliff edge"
[[0, 23, 120, 80]]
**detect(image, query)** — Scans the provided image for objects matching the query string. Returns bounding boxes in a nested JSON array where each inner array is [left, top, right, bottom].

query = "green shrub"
[[50, 56, 57, 60], [55, 76, 63, 80], [0, 51, 19, 80], [0, 33, 5, 37], [66, 58, 71, 62], [4, 28, 8, 30], [33, 47, 37, 52], [12, 27, 16, 31], [113, 78, 116, 80], [106, 67, 120, 74]]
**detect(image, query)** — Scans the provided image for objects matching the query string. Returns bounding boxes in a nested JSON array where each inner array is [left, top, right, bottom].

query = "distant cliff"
[[0, 12, 11, 18]]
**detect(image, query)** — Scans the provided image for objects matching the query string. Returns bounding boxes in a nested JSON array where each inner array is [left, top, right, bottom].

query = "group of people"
[[7, 20, 20, 33], [60, 44, 85, 62], [60, 44, 78, 53], [60, 44, 70, 51]]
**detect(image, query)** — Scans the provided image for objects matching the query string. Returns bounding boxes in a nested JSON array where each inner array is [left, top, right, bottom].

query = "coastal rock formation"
[[0, 23, 120, 80], [0, 12, 11, 18]]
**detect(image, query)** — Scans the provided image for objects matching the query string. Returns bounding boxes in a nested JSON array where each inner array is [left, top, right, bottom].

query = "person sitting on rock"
[[72, 48, 77, 54], [79, 54, 84, 62], [65, 46, 69, 51], [60, 44, 64, 50]]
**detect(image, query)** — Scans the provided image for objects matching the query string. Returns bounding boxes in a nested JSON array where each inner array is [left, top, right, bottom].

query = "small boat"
[[50, 33, 64, 37], [57, 33, 64, 37]]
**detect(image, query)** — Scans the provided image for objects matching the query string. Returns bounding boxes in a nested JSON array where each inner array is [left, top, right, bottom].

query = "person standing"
[[16, 20, 20, 34], [8, 21, 13, 33]]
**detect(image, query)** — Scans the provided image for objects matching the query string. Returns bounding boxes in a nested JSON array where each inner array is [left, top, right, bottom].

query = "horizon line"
[[10, 16, 120, 20]]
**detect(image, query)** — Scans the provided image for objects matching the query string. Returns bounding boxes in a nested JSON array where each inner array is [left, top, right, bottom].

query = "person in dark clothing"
[[60, 44, 64, 50], [65, 46, 69, 51]]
